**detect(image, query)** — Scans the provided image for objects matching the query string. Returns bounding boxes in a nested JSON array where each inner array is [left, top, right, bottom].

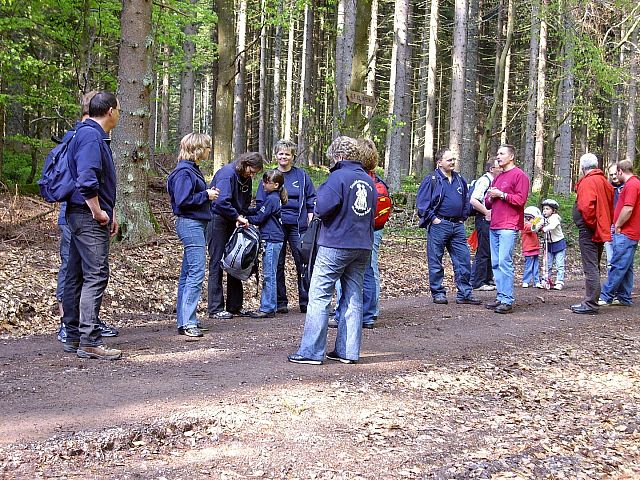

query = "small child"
[[535, 198, 567, 290], [246, 169, 288, 318], [522, 206, 543, 288]]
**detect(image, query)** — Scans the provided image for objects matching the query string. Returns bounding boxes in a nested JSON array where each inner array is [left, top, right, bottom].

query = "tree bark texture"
[[297, 0, 314, 165], [113, 0, 156, 243], [178, 0, 198, 140], [625, 28, 638, 163], [334, 0, 356, 132], [423, 0, 439, 174], [554, 4, 573, 195], [462, 0, 480, 179], [532, 0, 547, 192], [448, 0, 468, 171], [523, 0, 540, 180], [233, 0, 247, 155]]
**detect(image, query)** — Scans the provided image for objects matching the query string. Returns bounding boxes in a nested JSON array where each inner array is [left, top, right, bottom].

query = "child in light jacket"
[[534, 198, 567, 290]]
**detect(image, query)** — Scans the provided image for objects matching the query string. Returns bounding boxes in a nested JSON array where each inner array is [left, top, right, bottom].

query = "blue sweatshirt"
[[315, 160, 376, 250], [167, 160, 212, 221], [416, 169, 470, 228], [66, 119, 117, 221], [247, 190, 284, 242], [209, 162, 252, 222], [256, 167, 316, 229]]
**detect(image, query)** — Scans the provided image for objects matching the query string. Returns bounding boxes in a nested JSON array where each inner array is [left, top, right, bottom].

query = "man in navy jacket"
[[61, 91, 122, 360], [288, 136, 376, 365], [416, 148, 481, 306]]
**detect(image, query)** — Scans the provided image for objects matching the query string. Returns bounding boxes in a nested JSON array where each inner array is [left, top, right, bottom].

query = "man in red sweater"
[[571, 153, 614, 314]]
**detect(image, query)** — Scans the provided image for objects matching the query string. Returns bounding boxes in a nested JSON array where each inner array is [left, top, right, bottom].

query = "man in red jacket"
[[571, 153, 614, 314]]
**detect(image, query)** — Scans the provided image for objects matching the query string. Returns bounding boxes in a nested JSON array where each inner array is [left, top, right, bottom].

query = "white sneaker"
[[597, 298, 611, 306], [476, 284, 496, 291], [522, 283, 529, 288], [553, 283, 563, 291], [534, 282, 544, 289]]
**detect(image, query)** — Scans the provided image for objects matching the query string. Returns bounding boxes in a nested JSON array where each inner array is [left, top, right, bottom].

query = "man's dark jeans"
[[206, 214, 243, 314], [427, 220, 473, 300], [471, 215, 493, 288], [62, 208, 111, 347], [276, 223, 308, 310], [577, 226, 604, 310]]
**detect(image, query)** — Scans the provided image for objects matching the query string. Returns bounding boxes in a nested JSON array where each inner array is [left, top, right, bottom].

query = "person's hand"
[[236, 215, 249, 228], [110, 218, 119, 237], [206, 187, 220, 201], [484, 210, 492, 222], [487, 187, 502, 199], [432, 217, 442, 225], [93, 209, 110, 226]]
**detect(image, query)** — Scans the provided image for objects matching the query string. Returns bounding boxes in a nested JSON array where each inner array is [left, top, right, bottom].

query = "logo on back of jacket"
[[351, 180, 373, 216]]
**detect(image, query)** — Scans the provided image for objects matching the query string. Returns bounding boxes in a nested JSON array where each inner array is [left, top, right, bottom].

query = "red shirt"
[[615, 175, 640, 241], [487, 166, 530, 230]]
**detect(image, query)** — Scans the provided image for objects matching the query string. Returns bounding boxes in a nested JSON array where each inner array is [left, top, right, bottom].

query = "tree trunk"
[[413, 3, 430, 176], [500, 46, 511, 144], [258, 0, 267, 157], [334, 0, 356, 132], [232, 0, 247, 155], [523, 0, 540, 180], [213, 0, 236, 170], [625, 28, 638, 164], [384, 0, 410, 192], [297, 0, 314, 166], [462, 0, 479, 179], [532, 0, 547, 192], [284, 6, 295, 140], [113, 0, 156, 243], [272, 0, 284, 148], [364, 0, 378, 128], [477, 0, 513, 169], [422, 0, 439, 173], [448, 0, 468, 170], [178, 0, 198, 140], [159, 48, 170, 150], [343, 0, 372, 136], [554, 3, 573, 195]]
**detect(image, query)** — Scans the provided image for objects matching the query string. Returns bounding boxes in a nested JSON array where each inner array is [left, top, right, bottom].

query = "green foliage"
[[2, 150, 34, 185]]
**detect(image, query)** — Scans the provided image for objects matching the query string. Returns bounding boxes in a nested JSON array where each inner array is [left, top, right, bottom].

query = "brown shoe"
[[77, 345, 122, 360]]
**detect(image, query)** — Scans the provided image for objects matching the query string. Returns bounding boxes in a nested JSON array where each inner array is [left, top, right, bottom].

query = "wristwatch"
[[501, 192, 507, 200]]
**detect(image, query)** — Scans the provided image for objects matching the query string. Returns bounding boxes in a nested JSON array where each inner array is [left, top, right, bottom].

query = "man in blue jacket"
[[416, 148, 481, 306], [288, 136, 376, 365], [61, 91, 122, 360]]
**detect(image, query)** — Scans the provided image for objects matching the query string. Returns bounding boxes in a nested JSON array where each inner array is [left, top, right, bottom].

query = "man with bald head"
[[571, 153, 614, 314]]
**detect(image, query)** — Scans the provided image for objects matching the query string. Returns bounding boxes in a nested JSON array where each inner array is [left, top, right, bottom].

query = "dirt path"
[[2, 282, 639, 479]]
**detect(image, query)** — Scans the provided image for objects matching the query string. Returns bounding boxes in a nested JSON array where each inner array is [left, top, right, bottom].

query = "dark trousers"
[[277, 223, 308, 309], [62, 208, 110, 347], [578, 226, 603, 310], [470, 215, 493, 288], [207, 214, 243, 314]]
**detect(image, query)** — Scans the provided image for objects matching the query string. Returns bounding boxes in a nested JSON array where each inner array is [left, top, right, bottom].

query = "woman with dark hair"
[[207, 152, 264, 319]]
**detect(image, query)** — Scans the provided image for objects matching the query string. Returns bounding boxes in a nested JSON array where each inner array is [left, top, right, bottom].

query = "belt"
[[440, 216, 463, 223]]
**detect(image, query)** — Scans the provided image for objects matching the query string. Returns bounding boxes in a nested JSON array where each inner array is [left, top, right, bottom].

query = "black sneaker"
[[494, 303, 513, 314], [248, 310, 275, 318], [433, 296, 448, 305], [326, 351, 358, 364], [287, 354, 323, 365], [276, 306, 289, 314], [362, 323, 375, 329], [456, 297, 482, 305], [196, 323, 210, 332], [179, 326, 203, 337], [486, 300, 501, 310], [97, 321, 119, 337], [229, 309, 251, 317]]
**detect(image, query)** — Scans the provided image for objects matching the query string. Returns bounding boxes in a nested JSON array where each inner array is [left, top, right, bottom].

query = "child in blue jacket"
[[247, 169, 288, 318]]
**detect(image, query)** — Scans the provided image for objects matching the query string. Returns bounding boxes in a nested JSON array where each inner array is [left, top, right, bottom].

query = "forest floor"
[[1, 193, 640, 479]]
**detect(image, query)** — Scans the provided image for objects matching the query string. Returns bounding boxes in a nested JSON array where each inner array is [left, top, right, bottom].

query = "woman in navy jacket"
[[256, 140, 316, 313], [207, 152, 264, 319], [167, 133, 219, 338]]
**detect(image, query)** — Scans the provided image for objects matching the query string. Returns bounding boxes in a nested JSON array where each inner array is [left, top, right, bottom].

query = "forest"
[[0, 0, 638, 241]]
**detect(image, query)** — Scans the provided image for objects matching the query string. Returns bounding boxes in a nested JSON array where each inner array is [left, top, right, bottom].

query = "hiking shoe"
[[433, 296, 448, 305], [57, 323, 67, 343], [210, 310, 233, 319], [328, 318, 338, 328], [475, 284, 496, 291], [553, 283, 564, 291], [287, 354, 323, 365], [522, 283, 529, 288], [229, 309, 251, 317], [276, 306, 289, 314], [456, 297, 482, 305], [495, 303, 513, 314], [97, 321, 119, 337], [63, 341, 80, 354], [248, 310, 275, 318], [178, 326, 203, 337], [597, 298, 612, 306], [326, 351, 358, 364], [486, 300, 501, 310], [362, 323, 375, 329], [77, 345, 122, 360]]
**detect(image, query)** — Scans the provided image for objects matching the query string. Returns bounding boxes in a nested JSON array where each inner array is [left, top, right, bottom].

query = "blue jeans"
[[600, 233, 637, 304], [56, 224, 71, 301], [260, 241, 283, 313], [296, 246, 370, 362], [176, 217, 207, 328], [277, 224, 308, 310], [547, 249, 566, 284], [62, 207, 111, 347], [426, 220, 473, 300], [490, 229, 517, 305], [523, 255, 539, 285], [335, 229, 383, 325]]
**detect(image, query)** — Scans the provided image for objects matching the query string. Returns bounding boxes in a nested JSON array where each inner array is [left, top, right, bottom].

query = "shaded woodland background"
[[0, 0, 638, 242]]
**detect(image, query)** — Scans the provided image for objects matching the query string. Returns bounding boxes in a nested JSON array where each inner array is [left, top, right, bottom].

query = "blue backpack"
[[38, 128, 80, 203]]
